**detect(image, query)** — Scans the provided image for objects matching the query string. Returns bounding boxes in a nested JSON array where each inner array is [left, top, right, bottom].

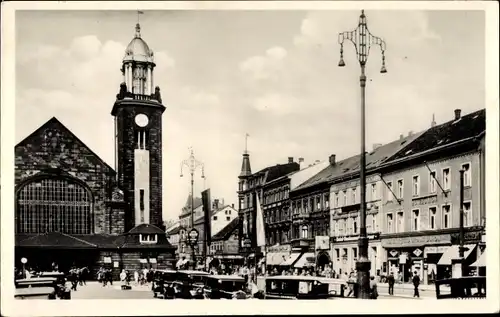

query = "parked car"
[[264, 276, 349, 300], [203, 275, 247, 299], [15, 277, 58, 300], [435, 276, 486, 299]]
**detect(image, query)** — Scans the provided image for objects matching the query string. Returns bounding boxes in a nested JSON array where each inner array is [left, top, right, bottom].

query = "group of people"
[[67, 267, 90, 291], [119, 268, 156, 286]]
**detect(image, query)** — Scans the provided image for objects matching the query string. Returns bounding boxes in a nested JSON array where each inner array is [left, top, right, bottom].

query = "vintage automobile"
[[203, 275, 247, 299], [171, 270, 210, 299], [39, 271, 71, 299], [435, 276, 486, 299], [152, 269, 178, 299], [264, 276, 348, 300], [15, 277, 58, 300]]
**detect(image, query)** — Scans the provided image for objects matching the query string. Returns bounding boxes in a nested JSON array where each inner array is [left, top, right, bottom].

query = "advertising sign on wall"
[[315, 236, 330, 250]]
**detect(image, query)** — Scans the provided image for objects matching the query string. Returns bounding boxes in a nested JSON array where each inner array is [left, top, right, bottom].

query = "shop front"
[[382, 233, 453, 284], [265, 244, 292, 270], [331, 234, 382, 277]]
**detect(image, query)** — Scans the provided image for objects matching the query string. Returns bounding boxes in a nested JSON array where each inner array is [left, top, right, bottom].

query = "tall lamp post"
[[338, 10, 387, 299], [180, 147, 205, 270]]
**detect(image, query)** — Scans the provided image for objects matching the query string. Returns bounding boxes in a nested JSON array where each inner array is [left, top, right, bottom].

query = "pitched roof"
[[212, 217, 239, 241], [15, 117, 115, 173], [294, 132, 423, 192], [180, 196, 203, 217], [388, 109, 485, 162], [251, 162, 300, 185], [128, 223, 165, 234], [17, 232, 98, 249]]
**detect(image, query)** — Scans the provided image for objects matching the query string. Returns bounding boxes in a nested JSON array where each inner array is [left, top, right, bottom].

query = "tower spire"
[[135, 10, 144, 38], [239, 133, 252, 177], [431, 113, 436, 128]]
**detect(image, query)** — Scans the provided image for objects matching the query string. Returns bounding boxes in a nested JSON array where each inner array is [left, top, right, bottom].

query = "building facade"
[[378, 109, 485, 284], [15, 22, 176, 278], [209, 217, 242, 267], [237, 151, 299, 260]]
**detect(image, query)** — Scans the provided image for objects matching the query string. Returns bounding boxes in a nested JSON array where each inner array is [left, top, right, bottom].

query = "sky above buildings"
[[15, 9, 485, 221]]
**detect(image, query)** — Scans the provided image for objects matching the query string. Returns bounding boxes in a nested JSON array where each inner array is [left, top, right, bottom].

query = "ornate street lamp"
[[338, 10, 387, 299], [180, 147, 205, 269]]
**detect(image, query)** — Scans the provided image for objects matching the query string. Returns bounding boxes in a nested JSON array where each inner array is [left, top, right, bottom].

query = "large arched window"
[[17, 177, 92, 234]]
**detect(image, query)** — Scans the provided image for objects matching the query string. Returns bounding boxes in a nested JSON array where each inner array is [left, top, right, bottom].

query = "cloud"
[[239, 46, 288, 80]]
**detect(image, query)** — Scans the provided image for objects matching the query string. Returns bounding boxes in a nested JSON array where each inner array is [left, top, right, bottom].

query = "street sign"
[[188, 228, 199, 245]]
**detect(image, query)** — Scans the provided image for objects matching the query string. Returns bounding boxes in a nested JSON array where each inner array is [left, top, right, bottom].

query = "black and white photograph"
[[1, 1, 499, 316]]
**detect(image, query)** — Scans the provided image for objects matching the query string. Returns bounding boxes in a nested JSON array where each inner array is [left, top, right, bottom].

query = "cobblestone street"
[[70, 282, 155, 300]]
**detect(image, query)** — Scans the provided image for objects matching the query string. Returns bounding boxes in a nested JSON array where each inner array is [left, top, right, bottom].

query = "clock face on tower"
[[135, 113, 149, 127]]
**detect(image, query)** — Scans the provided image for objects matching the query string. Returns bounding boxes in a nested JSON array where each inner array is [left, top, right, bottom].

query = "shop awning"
[[470, 250, 486, 267], [266, 252, 289, 266], [280, 253, 301, 266], [293, 252, 316, 268], [437, 244, 476, 266]]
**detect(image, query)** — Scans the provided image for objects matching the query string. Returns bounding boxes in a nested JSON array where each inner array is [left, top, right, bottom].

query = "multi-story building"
[[262, 159, 330, 268], [209, 217, 242, 267], [237, 151, 299, 259], [210, 202, 237, 236], [378, 108, 485, 284], [177, 197, 232, 263], [329, 133, 422, 276]]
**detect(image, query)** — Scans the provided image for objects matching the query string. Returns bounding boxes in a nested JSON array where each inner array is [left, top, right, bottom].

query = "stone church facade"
[[15, 22, 175, 279]]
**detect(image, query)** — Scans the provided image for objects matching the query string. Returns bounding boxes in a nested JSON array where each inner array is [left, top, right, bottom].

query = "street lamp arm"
[[338, 10, 387, 72]]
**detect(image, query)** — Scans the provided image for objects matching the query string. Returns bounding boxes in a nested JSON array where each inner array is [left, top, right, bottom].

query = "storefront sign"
[[335, 234, 378, 242], [389, 250, 399, 257], [103, 256, 112, 263], [268, 244, 291, 252], [451, 230, 483, 244], [382, 234, 451, 248], [411, 195, 437, 207], [424, 246, 449, 256], [399, 254, 407, 264], [413, 248, 423, 257], [315, 236, 330, 250], [113, 261, 119, 268]]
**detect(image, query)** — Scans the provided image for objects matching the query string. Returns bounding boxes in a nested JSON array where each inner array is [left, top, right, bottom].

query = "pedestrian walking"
[[369, 276, 378, 299], [412, 271, 420, 298], [387, 272, 395, 295]]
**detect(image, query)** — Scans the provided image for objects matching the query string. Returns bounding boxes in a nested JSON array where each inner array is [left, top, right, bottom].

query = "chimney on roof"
[[408, 131, 414, 137], [372, 143, 382, 151], [329, 154, 336, 166], [288, 157, 294, 163], [231, 203, 234, 208], [399, 134, 404, 141], [454, 109, 461, 120]]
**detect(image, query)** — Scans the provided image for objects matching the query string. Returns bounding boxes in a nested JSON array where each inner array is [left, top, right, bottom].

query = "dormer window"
[[140, 233, 157, 244]]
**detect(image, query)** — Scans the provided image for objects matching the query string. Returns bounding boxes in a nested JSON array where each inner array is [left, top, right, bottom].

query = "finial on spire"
[[135, 10, 144, 38], [244, 133, 250, 154]]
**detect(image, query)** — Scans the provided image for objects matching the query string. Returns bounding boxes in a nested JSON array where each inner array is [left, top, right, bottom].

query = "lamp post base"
[[355, 256, 372, 299]]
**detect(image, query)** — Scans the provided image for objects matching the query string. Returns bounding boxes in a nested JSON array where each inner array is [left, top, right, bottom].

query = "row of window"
[[332, 163, 472, 207], [291, 193, 330, 215], [238, 176, 265, 192], [291, 222, 329, 240], [213, 215, 231, 221], [266, 229, 291, 245], [386, 202, 472, 233], [332, 214, 378, 236], [263, 186, 290, 205], [265, 207, 290, 224], [135, 130, 149, 150]]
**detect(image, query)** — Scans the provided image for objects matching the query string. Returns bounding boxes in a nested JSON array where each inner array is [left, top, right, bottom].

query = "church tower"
[[111, 21, 166, 232]]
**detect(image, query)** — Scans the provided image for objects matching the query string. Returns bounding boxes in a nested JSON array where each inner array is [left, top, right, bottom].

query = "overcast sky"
[[15, 9, 485, 222]]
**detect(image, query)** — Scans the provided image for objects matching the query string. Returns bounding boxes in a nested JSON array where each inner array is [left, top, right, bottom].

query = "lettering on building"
[[382, 234, 451, 248], [411, 195, 438, 207], [268, 244, 291, 252]]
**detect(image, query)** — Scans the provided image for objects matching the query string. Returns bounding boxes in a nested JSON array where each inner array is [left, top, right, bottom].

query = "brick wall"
[[114, 102, 164, 231], [15, 118, 116, 234]]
